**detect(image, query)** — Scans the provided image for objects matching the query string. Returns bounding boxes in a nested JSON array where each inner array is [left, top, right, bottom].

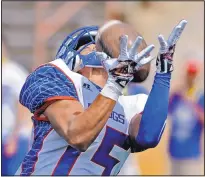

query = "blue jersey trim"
[[20, 120, 53, 175]]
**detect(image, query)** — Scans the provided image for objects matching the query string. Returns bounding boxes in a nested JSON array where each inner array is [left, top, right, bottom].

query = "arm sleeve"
[[134, 72, 171, 150], [19, 64, 79, 115]]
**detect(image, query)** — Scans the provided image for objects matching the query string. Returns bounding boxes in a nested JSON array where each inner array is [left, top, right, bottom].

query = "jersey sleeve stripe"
[[46, 96, 78, 102], [33, 96, 78, 120], [35, 116, 49, 122]]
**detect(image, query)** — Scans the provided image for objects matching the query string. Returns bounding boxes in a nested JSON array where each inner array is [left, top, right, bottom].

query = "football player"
[[16, 20, 187, 175]]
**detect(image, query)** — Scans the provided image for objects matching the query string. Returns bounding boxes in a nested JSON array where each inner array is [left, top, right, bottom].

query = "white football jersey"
[[16, 59, 147, 175]]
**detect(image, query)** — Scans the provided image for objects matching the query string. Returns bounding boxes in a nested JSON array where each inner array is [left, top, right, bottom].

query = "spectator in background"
[[168, 59, 204, 175], [2, 55, 32, 175], [198, 93, 204, 112]]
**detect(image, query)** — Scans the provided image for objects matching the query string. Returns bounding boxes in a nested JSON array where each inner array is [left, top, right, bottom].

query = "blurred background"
[[2, 1, 204, 175]]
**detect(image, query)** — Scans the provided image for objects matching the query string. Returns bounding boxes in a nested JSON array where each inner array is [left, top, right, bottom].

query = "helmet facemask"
[[55, 26, 103, 72]]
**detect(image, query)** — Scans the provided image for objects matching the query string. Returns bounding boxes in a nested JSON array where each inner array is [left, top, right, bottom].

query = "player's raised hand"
[[96, 35, 155, 101], [118, 35, 155, 71], [96, 51, 133, 91], [96, 35, 155, 96], [156, 20, 188, 73]]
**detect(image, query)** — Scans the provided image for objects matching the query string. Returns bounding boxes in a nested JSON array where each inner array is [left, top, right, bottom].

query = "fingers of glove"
[[167, 20, 187, 46], [167, 26, 181, 47], [135, 56, 155, 70], [140, 56, 155, 65], [104, 58, 119, 71], [158, 35, 169, 53], [96, 52, 109, 62], [129, 36, 143, 59], [119, 35, 128, 60], [111, 62, 126, 71], [134, 44, 155, 63], [178, 19, 188, 30]]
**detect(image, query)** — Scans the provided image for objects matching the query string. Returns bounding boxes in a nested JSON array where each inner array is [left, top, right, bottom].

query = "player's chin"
[[131, 68, 150, 83]]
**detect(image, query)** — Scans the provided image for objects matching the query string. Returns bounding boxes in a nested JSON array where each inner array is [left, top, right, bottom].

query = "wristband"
[[100, 79, 122, 101]]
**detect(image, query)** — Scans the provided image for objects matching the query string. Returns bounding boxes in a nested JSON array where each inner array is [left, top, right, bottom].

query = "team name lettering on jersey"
[[88, 103, 125, 124]]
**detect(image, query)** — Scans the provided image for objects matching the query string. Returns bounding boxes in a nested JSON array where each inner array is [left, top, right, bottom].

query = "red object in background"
[[186, 60, 200, 74]]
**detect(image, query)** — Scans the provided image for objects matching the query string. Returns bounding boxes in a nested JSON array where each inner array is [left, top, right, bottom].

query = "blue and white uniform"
[[16, 59, 148, 176], [168, 91, 204, 159], [15, 24, 172, 176]]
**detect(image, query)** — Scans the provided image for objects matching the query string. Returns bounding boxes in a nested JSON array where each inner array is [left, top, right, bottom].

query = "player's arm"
[[128, 72, 171, 152], [44, 95, 116, 152], [20, 63, 119, 152], [128, 20, 188, 152]]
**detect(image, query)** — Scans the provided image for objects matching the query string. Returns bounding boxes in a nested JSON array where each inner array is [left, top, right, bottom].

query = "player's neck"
[[88, 75, 106, 88], [80, 67, 107, 88]]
